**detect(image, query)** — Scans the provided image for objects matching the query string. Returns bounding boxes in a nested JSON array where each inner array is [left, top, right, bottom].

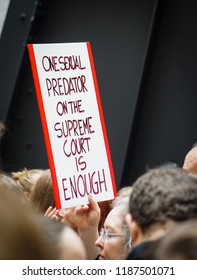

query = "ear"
[[24, 191, 31, 201], [125, 213, 142, 245]]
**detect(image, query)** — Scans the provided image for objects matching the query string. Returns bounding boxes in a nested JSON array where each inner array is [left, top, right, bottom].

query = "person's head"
[[11, 168, 44, 201], [34, 215, 87, 260], [112, 186, 133, 208], [117, 186, 133, 197], [95, 197, 132, 260], [148, 219, 197, 260], [126, 167, 197, 246], [0, 171, 25, 201], [30, 169, 56, 213], [183, 143, 197, 174], [0, 186, 52, 259]]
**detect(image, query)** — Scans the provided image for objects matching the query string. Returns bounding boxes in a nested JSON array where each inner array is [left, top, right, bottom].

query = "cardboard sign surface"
[[28, 42, 116, 208]]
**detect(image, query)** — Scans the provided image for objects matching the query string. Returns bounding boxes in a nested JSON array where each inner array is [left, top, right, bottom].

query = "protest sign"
[[28, 42, 116, 208]]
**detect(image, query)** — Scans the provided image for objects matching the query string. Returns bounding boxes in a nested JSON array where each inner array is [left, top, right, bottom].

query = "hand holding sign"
[[74, 194, 101, 231]]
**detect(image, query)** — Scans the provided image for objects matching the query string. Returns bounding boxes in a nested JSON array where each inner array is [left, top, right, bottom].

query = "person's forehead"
[[104, 208, 123, 229]]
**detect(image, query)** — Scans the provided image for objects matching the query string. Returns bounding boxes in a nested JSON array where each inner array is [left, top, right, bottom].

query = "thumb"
[[88, 194, 100, 213]]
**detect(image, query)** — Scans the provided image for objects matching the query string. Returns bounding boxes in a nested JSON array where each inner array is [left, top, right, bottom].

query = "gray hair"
[[113, 197, 132, 252]]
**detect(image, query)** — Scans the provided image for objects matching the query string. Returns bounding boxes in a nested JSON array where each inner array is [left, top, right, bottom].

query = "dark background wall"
[[0, 0, 197, 189]]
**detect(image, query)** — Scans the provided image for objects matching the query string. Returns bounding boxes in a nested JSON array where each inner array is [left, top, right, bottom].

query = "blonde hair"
[[11, 168, 44, 195], [30, 169, 55, 213]]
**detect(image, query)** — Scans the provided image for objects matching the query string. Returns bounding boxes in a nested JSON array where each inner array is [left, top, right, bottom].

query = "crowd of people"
[[0, 121, 197, 260]]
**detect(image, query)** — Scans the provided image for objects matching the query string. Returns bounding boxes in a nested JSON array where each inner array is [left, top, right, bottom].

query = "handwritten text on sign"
[[28, 43, 116, 208]]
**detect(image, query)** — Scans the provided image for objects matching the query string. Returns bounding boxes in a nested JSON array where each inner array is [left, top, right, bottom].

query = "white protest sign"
[[28, 42, 116, 208]]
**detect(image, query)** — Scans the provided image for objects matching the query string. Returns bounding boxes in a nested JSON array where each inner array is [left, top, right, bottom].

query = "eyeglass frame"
[[99, 228, 124, 243]]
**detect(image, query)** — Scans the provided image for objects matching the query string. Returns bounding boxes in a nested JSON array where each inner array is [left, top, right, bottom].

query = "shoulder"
[[127, 241, 154, 260]]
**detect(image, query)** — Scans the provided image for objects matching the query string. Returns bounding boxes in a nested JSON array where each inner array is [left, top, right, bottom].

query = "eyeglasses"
[[99, 228, 124, 243]]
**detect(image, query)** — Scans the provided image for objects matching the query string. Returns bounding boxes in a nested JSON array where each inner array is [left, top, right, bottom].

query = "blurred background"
[[0, 0, 197, 189]]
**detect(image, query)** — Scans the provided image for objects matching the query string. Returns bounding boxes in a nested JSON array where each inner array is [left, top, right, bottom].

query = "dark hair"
[[129, 167, 197, 233]]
